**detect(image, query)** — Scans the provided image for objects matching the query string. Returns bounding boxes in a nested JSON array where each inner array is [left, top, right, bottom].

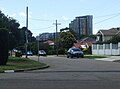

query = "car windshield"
[[27, 51, 32, 53], [39, 50, 46, 53], [41, 50, 45, 52], [72, 48, 81, 51]]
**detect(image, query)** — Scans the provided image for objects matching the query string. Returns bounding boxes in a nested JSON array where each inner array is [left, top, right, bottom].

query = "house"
[[96, 27, 120, 42], [44, 40, 54, 46], [73, 37, 96, 49]]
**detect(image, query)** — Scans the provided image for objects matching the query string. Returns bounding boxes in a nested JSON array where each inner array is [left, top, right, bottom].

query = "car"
[[27, 51, 33, 56], [67, 48, 84, 58], [39, 50, 47, 56]]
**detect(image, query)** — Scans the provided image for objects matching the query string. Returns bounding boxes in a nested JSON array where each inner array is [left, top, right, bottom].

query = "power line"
[[94, 14, 120, 24], [95, 12, 120, 19], [30, 12, 120, 25], [30, 18, 55, 22], [31, 26, 54, 30], [30, 18, 71, 22]]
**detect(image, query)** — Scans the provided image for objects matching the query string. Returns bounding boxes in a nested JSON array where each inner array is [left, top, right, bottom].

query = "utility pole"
[[25, 6, 28, 58], [38, 34, 40, 62], [53, 20, 61, 56]]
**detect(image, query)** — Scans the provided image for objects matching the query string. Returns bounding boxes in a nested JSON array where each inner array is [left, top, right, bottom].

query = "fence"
[[92, 43, 120, 55]]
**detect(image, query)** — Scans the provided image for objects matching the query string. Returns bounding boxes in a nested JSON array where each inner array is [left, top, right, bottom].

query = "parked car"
[[39, 50, 47, 56], [67, 48, 84, 58], [27, 51, 33, 56]]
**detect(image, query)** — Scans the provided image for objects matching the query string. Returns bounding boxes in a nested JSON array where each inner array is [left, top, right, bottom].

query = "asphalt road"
[[0, 56, 120, 89]]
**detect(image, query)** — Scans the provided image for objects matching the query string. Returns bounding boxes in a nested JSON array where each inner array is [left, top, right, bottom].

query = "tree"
[[0, 28, 9, 65], [60, 27, 78, 40], [106, 35, 120, 44], [0, 11, 21, 52], [59, 31, 76, 51]]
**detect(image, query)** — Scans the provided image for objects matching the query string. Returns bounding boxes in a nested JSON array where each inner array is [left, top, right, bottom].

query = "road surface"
[[0, 56, 120, 89]]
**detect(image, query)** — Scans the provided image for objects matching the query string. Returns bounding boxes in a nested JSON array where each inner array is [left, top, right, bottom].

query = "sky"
[[0, 0, 120, 36]]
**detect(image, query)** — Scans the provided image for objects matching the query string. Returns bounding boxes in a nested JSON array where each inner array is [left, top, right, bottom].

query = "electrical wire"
[[31, 26, 54, 30], [94, 14, 120, 24], [30, 18, 71, 22], [30, 18, 55, 22], [95, 12, 120, 19], [30, 12, 120, 26]]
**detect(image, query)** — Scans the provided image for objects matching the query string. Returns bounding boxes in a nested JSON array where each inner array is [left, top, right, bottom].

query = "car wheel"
[[67, 55, 69, 58], [77, 56, 79, 58], [70, 55, 73, 58]]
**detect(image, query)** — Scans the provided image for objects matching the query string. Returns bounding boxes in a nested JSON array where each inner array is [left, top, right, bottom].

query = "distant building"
[[36, 32, 59, 41], [69, 15, 93, 38], [36, 33, 50, 41]]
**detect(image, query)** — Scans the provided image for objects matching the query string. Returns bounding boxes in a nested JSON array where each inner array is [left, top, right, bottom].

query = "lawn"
[[113, 60, 120, 62], [84, 55, 107, 59], [0, 57, 48, 72]]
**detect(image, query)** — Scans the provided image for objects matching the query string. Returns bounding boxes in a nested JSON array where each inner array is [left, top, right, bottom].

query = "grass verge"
[[84, 55, 107, 59], [0, 57, 48, 72], [113, 60, 120, 62]]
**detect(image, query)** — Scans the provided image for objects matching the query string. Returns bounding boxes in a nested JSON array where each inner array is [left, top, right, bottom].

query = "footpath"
[[96, 56, 120, 61]]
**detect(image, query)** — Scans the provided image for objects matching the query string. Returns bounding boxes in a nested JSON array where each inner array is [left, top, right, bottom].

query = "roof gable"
[[97, 27, 120, 36]]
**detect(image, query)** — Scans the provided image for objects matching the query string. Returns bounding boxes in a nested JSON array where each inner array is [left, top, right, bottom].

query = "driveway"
[[28, 55, 120, 72]]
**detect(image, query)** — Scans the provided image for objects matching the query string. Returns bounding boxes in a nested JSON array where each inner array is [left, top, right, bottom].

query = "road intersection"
[[0, 56, 120, 89]]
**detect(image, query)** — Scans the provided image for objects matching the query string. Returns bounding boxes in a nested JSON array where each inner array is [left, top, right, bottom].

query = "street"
[[0, 56, 120, 89]]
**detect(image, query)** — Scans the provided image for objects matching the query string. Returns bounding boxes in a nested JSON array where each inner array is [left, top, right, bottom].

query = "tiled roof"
[[74, 37, 96, 48], [44, 40, 54, 45], [97, 28, 120, 36]]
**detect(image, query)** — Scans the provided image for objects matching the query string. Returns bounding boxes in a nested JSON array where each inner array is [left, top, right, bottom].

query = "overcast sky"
[[0, 0, 120, 36]]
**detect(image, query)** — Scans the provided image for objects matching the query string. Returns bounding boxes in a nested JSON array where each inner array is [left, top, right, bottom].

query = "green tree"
[[0, 10, 36, 56], [59, 31, 76, 50], [0, 11, 21, 52], [0, 28, 9, 65], [60, 27, 78, 40], [106, 35, 120, 44]]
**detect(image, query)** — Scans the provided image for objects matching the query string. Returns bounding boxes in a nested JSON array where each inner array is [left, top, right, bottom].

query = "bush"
[[0, 28, 9, 65], [83, 46, 92, 55], [58, 48, 66, 55], [48, 50, 56, 55], [15, 52, 22, 57]]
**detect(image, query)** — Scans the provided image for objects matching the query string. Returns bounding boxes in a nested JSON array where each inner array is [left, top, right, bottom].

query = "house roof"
[[44, 40, 54, 45], [74, 37, 96, 48], [78, 37, 96, 43], [97, 28, 120, 36]]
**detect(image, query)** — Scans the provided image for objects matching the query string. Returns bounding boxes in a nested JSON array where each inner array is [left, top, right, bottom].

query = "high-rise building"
[[69, 15, 93, 38], [36, 32, 59, 41]]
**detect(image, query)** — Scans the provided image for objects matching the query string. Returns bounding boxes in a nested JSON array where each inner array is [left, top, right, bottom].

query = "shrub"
[[58, 48, 66, 55], [48, 50, 56, 55], [0, 28, 9, 65], [15, 51, 22, 57], [83, 46, 92, 55]]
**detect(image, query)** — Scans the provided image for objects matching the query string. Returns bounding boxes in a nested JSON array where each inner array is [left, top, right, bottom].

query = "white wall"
[[92, 43, 120, 55]]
